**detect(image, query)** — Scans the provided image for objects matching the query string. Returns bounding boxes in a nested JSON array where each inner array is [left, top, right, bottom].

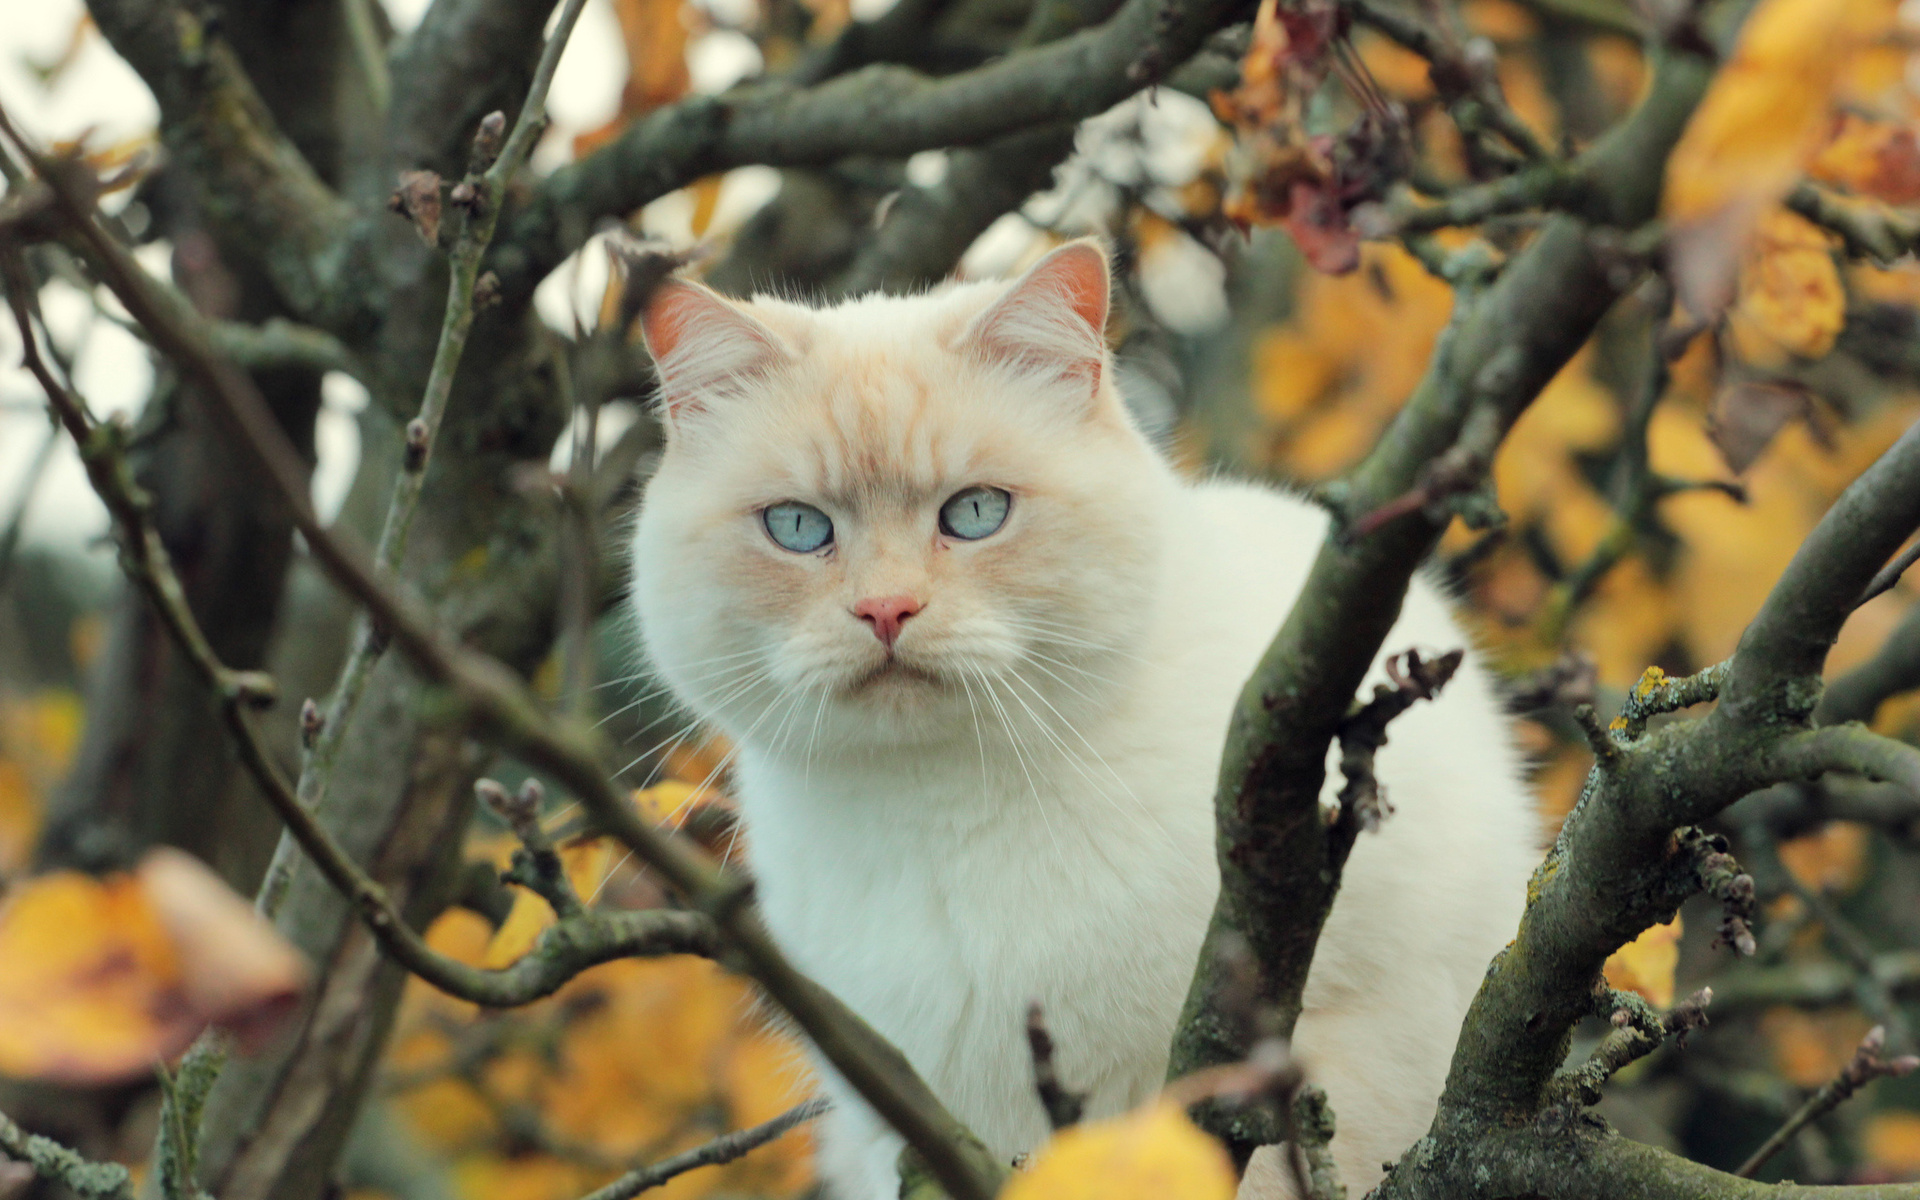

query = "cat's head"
[[628, 242, 1169, 754]]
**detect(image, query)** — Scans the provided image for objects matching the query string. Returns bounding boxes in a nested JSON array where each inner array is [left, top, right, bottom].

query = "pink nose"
[[853, 595, 923, 650]]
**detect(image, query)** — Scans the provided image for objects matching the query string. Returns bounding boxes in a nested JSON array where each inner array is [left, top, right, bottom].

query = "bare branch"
[[264, 0, 587, 915], [0, 1110, 133, 1200], [491, 0, 1248, 302], [575, 1099, 830, 1200], [2, 110, 1004, 1200], [1787, 181, 1920, 267], [1167, 35, 1719, 1159], [1, 247, 722, 1009], [1025, 1002, 1088, 1130], [82, 0, 353, 318], [1722, 417, 1920, 724], [1734, 1025, 1920, 1179]]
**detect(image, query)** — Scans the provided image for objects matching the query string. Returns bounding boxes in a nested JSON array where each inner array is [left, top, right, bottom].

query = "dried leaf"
[[1001, 1101, 1237, 1200], [390, 170, 443, 247], [1663, 0, 1889, 318], [1603, 915, 1680, 1008], [573, 0, 694, 157], [0, 851, 307, 1083], [1811, 113, 1920, 203], [0, 869, 184, 1084], [137, 848, 309, 1052], [1707, 380, 1817, 473], [1725, 209, 1845, 366]]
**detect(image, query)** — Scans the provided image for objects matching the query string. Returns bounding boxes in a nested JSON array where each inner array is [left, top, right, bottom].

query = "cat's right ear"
[[641, 280, 793, 424]]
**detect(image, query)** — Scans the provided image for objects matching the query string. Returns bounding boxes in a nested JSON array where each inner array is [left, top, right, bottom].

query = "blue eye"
[[939, 487, 1011, 540], [764, 502, 833, 553]]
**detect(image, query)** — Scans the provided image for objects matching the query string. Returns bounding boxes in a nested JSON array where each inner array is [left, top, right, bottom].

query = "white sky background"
[[0, 0, 1225, 557]]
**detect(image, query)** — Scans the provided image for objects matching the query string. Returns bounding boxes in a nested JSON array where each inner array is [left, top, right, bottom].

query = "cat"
[[627, 240, 1541, 1199]]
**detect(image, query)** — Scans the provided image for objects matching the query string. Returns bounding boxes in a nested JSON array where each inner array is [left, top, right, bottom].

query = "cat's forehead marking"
[[782, 337, 975, 507]]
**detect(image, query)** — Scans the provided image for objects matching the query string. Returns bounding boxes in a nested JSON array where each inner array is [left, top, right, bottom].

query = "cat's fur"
[[628, 242, 1540, 1198]]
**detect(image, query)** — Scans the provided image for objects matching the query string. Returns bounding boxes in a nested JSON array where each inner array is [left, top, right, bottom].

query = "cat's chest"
[[734, 753, 1216, 1081]]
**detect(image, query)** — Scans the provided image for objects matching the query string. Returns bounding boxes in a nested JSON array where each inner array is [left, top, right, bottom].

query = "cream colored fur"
[[628, 244, 1541, 1199]]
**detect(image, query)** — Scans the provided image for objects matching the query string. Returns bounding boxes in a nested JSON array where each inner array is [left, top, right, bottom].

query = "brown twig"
[[270, 0, 594, 917], [1335, 648, 1464, 832], [575, 1099, 830, 1200], [1, 248, 721, 1009], [1734, 1025, 1920, 1179], [1025, 1003, 1088, 1130]]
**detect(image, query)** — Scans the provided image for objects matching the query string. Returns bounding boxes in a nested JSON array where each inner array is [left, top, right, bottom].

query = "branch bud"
[[476, 777, 539, 838], [403, 418, 430, 471], [469, 110, 507, 175], [300, 697, 323, 748]]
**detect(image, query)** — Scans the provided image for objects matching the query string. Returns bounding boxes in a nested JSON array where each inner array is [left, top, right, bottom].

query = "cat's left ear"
[[641, 279, 794, 425], [959, 239, 1110, 398]]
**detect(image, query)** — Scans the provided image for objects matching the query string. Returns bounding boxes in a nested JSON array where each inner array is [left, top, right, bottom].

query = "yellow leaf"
[[1776, 822, 1868, 893], [1810, 113, 1920, 203], [0, 851, 305, 1083], [1665, 0, 1890, 224], [1000, 1101, 1237, 1200], [481, 888, 552, 969], [1865, 1112, 1920, 1175], [1603, 915, 1680, 1008], [1725, 208, 1845, 365], [1760, 1007, 1874, 1087]]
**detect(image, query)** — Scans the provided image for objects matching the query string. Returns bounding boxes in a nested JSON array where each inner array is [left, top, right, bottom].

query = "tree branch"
[[1817, 596, 1920, 727], [0, 1110, 133, 1200], [574, 1098, 829, 1200], [490, 0, 1249, 303], [1167, 36, 1717, 1158], [82, 0, 353, 319], [263, 0, 590, 918], [2, 246, 722, 1010], [1734, 1026, 1919, 1179]]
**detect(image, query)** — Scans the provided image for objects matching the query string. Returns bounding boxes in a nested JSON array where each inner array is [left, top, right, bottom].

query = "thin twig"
[[265, 0, 592, 915], [575, 1098, 830, 1200], [340, 0, 391, 114], [0, 249, 721, 1008], [0, 1109, 133, 1200], [0, 420, 57, 591], [1859, 537, 1920, 610], [1734, 1025, 1919, 1178], [1025, 1002, 1087, 1130]]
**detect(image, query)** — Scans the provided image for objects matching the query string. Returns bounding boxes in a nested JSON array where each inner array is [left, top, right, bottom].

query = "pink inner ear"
[[640, 280, 791, 419], [1035, 242, 1110, 336], [639, 281, 708, 365], [964, 241, 1112, 393]]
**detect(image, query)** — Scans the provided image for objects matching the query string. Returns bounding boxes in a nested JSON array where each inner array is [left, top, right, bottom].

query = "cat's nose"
[[852, 595, 923, 650]]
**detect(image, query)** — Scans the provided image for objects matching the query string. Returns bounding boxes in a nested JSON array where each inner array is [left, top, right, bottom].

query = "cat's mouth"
[[845, 658, 944, 694]]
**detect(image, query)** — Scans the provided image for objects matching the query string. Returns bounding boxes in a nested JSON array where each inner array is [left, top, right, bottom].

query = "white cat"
[[628, 241, 1540, 1198]]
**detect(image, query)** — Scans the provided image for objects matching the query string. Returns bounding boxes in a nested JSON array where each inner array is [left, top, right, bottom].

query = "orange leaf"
[[572, 0, 693, 157], [1603, 915, 1680, 1008], [0, 851, 307, 1083], [137, 847, 309, 1052], [1664, 0, 1890, 318], [0, 869, 184, 1084], [1002, 1100, 1237, 1200], [1725, 208, 1845, 365]]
